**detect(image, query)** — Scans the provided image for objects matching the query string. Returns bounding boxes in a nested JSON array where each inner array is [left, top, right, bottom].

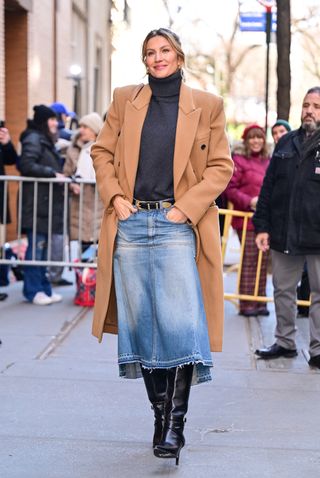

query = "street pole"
[[73, 79, 81, 116], [257, 0, 275, 133], [265, 6, 272, 133]]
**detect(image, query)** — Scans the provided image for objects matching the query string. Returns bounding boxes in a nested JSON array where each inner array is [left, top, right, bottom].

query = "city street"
[[0, 279, 319, 478], [1, 0, 320, 476]]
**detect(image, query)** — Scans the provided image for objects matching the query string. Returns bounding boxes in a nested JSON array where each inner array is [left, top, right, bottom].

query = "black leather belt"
[[133, 198, 174, 210]]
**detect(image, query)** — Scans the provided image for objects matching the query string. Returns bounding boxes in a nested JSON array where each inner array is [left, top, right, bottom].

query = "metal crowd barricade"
[[0, 175, 312, 309], [0, 175, 99, 269], [219, 207, 311, 308]]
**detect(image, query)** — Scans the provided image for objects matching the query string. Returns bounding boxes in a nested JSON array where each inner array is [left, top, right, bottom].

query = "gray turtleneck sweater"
[[133, 70, 182, 201]]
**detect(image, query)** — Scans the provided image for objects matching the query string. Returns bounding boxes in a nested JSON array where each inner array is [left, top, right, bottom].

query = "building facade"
[[0, 0, 112, 240], [1, 0, 112, 146]]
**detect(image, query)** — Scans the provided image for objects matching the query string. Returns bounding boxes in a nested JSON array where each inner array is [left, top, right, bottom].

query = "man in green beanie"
[[271, 119, 291, 144]]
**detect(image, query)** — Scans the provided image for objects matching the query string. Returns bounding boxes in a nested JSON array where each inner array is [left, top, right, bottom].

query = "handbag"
[[74, 261, 96, 307]]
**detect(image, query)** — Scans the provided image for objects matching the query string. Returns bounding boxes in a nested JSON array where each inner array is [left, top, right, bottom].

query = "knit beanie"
[[241, 124, 265, 141], [272, 119, 291, 132], [33, 105, 57, 125], [79, 112, 103, 135]]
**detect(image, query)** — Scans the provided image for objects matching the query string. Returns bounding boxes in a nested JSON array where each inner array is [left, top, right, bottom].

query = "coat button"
[[201, 144, 206, 150]]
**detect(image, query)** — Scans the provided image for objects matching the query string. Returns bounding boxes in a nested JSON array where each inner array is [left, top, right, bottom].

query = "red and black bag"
[[74, 264, 96, 307]]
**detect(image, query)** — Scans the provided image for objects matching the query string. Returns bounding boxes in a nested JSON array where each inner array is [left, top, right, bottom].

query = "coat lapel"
[[122, 82, 201, 198], [122, 84, 151, 198], [173, 83, 201, 191]]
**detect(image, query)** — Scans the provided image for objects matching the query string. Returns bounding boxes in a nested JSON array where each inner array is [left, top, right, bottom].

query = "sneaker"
[[50, 293, 62, 304], [32, 292, 52, 305], [0, 292, 8, 301]]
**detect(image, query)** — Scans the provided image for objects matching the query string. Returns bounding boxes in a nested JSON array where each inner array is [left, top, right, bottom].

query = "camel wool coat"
[[91, 82, 233, 352]]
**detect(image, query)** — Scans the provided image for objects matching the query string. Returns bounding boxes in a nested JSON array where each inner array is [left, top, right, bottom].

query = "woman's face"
[[47, 117, 58, 134], [145, 35, 180, 78], [247, 134, 264, 154], [79, 125, 96, 143]]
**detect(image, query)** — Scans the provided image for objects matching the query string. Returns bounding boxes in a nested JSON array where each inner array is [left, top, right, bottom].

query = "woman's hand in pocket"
[[113, 195, 137, 220], [166, 206, 188, 224]]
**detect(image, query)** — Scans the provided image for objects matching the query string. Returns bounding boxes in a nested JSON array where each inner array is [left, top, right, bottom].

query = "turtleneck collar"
[[148, 70, 182, 97]]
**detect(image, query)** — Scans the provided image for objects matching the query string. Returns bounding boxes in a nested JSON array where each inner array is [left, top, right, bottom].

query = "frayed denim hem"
[[118, 360, 213, 385]]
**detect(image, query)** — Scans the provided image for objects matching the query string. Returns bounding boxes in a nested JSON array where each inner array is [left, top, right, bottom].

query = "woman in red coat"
[[226, 124, 270, 316]]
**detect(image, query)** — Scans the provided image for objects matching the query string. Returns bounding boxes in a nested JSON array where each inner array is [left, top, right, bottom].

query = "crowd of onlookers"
[[222, 116, 310, 319], [0, 101, 311, 312], [221, 86, 320, 370], [0, 103, 104, 305]]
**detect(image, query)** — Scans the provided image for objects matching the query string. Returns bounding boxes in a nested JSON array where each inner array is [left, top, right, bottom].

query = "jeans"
[[114, 208, 213, 385], [49, 233, 64, 282], [23, 231, 52, 301]]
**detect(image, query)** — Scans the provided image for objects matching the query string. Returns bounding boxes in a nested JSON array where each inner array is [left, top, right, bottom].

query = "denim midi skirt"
[[113, 208, 213, 385]]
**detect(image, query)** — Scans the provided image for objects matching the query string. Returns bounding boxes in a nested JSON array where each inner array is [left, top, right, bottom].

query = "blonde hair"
[[141, 28, 185, 75]]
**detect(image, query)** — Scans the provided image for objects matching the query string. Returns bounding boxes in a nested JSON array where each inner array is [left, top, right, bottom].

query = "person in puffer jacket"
[[19, 105, 65, 306], [225, 124, 270, 317]]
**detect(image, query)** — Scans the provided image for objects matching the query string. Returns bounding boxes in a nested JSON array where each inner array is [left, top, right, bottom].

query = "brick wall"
[[5, 9, 28, 146], [4, 7, 28, 241], [1, 0, 112, 241], [0, 0, 4, 120]]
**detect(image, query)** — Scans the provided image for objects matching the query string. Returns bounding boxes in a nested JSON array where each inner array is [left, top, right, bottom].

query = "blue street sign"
[[239, 12, 277, 32]]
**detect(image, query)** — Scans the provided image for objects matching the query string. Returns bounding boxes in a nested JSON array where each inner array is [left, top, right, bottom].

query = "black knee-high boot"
[[141, 367, 168, 447], [154, 364, 193, 465]]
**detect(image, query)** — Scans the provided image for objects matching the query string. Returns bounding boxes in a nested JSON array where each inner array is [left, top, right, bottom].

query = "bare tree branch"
[[293, 7, 320, 81]]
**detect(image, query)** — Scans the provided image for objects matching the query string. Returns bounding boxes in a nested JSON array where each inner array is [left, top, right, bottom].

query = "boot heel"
[[154, 442, 183, 465], [175, 445, 182, 465]]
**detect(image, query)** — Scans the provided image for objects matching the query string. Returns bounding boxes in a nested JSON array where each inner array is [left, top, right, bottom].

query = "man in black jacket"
[[0, 125, 18, 301], [253, 86, 320, 369]]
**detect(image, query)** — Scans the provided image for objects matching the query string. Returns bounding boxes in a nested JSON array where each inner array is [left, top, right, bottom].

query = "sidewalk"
[[0, 280, 319, 478]]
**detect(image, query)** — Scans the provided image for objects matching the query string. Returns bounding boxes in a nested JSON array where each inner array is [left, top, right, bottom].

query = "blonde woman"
[[91, 28, 233, 464]]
